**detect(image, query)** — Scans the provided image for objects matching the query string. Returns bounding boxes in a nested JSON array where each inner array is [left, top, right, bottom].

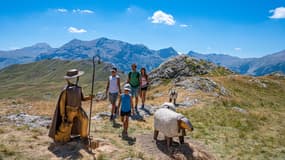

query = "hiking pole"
[[88, 55, 100, 149]]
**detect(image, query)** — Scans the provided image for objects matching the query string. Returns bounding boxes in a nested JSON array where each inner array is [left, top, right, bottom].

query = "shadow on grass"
[[48, 137, 95, 159], [155, 139, 194, 160], [121, 134, 136, 146], [112, 120, 122, 128], [131, 111, 145, 122]]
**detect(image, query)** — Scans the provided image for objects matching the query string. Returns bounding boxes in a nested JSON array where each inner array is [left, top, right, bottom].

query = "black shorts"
[[141, 86, 148, 91], [121, 111, 131, 116]]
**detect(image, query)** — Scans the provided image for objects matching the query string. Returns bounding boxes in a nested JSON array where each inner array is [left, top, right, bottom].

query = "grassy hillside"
[[0, 59, 284, 159], [0, 59, 126, 100], [177, 75, 285, 159]]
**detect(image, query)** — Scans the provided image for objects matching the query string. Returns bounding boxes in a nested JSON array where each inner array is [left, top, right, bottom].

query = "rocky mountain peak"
[[149, 55, 233, 85], [31, 43, 52, 49]]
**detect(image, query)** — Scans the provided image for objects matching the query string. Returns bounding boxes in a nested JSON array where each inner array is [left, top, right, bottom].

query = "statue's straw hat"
[[64, 69, 84, 79]]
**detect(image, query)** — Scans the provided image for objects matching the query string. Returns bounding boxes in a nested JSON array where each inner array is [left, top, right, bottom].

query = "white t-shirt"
[[109, 75, 120, 93]]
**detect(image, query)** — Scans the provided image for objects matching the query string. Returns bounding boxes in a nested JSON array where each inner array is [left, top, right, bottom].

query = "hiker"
[[118, 84, 134, 137], [169, 88, 178, 105], [105, 67, 121, 120], [49, 69, 93, 144], [140, 67, 149, 109], [127, 64, 140, 111]]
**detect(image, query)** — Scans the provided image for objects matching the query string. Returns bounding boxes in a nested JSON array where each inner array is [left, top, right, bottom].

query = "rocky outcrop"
[[148, 55, 231, 96], [149, 55, 232, 86], [5, 112, 51, 128]]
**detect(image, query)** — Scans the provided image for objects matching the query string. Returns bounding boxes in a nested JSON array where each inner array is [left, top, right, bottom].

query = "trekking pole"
[[88, 55, 100, 149]]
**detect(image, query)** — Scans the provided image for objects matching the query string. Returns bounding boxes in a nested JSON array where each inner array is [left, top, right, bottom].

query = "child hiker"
[[118, 84, 134, 137]]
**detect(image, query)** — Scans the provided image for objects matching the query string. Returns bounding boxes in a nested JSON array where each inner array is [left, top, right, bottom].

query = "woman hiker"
[[140, 67, 149, 109]]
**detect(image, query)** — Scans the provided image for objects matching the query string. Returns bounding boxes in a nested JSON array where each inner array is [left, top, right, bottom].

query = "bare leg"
[[142, 91, 146, 106], [135, 96, 138, 108], [111, 103, 116, 115], [125, 116, 129, 134]]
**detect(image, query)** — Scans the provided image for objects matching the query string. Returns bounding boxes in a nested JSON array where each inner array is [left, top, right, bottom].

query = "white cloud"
[[68, 27, 87, 33], [234, 48, 241, 51], [73, 9, 94, 14], [56, 8, 68, 13], [149, 10, 176, 25], [179, 24, 188, 28], [269, 7, 285, 19]]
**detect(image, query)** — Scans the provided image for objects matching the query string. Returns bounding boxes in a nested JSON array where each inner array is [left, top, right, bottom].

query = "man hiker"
[[48, 69, 93, 144], [105, 67, 121, 120], [127, 64, 140, 112]]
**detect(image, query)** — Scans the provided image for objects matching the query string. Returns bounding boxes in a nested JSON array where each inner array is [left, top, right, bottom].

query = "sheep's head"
[[179, 117, 194, 131]]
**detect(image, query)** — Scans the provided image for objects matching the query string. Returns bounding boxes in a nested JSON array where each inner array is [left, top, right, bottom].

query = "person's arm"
[[117, 77, 121, 94], [81, 88, 94, 101], [117, 95, 122, 114], [106, 78, 110, 95], [139, 76, 142, 86], [130, 95, 134, 115], [146, 74, 149, 84], [127, 72, 130, 83]]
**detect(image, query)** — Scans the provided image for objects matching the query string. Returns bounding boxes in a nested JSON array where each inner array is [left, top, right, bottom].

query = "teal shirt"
[[121, 93, 131, 112], [129, 71, 140, 87]]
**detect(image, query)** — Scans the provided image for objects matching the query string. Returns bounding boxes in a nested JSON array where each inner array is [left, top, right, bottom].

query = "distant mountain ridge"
[[188, 50, 285, 76], [13, 37, 178, 72], [0, 37, 284, 76], [0, 43, 55, 69]]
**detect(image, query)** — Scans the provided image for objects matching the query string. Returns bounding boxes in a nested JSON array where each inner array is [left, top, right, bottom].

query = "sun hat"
[[110, 67, 117, 72], [64, 69, 84, 79], [124, 83, 131, 91]]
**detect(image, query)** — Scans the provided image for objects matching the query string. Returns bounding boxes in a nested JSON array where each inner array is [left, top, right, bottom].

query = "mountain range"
[[0, 37, 284, 76], [188, 50, 285, 76]]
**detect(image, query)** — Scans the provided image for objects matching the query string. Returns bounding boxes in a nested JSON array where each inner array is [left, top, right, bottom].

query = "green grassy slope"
[[0, 59, 126, 100], [179, 75, 285, 159]]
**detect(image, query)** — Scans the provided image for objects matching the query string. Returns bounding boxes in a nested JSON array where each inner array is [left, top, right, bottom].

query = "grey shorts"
[[131, 86, 139, 97], [109, 93, 118, 104]]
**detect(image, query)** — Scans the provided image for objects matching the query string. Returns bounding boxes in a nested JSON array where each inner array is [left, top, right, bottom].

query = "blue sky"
[[0, 0, 284, 58]]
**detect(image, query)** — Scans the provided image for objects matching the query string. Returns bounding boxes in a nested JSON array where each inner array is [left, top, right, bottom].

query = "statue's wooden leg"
[[179, 129, 186, 144], [179, 136, 184, 144], [154, 130, 159, 140], [166, 136, 171, 149]]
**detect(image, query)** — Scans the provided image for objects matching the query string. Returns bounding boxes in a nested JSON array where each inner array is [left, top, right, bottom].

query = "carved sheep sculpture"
[[154, 107, 193, 148]]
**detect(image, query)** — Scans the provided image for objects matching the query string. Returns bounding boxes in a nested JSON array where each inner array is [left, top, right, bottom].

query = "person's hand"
[[62, 115, 67, 122], [89, 94, 95, 99], [131, 109, 135, 116]]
